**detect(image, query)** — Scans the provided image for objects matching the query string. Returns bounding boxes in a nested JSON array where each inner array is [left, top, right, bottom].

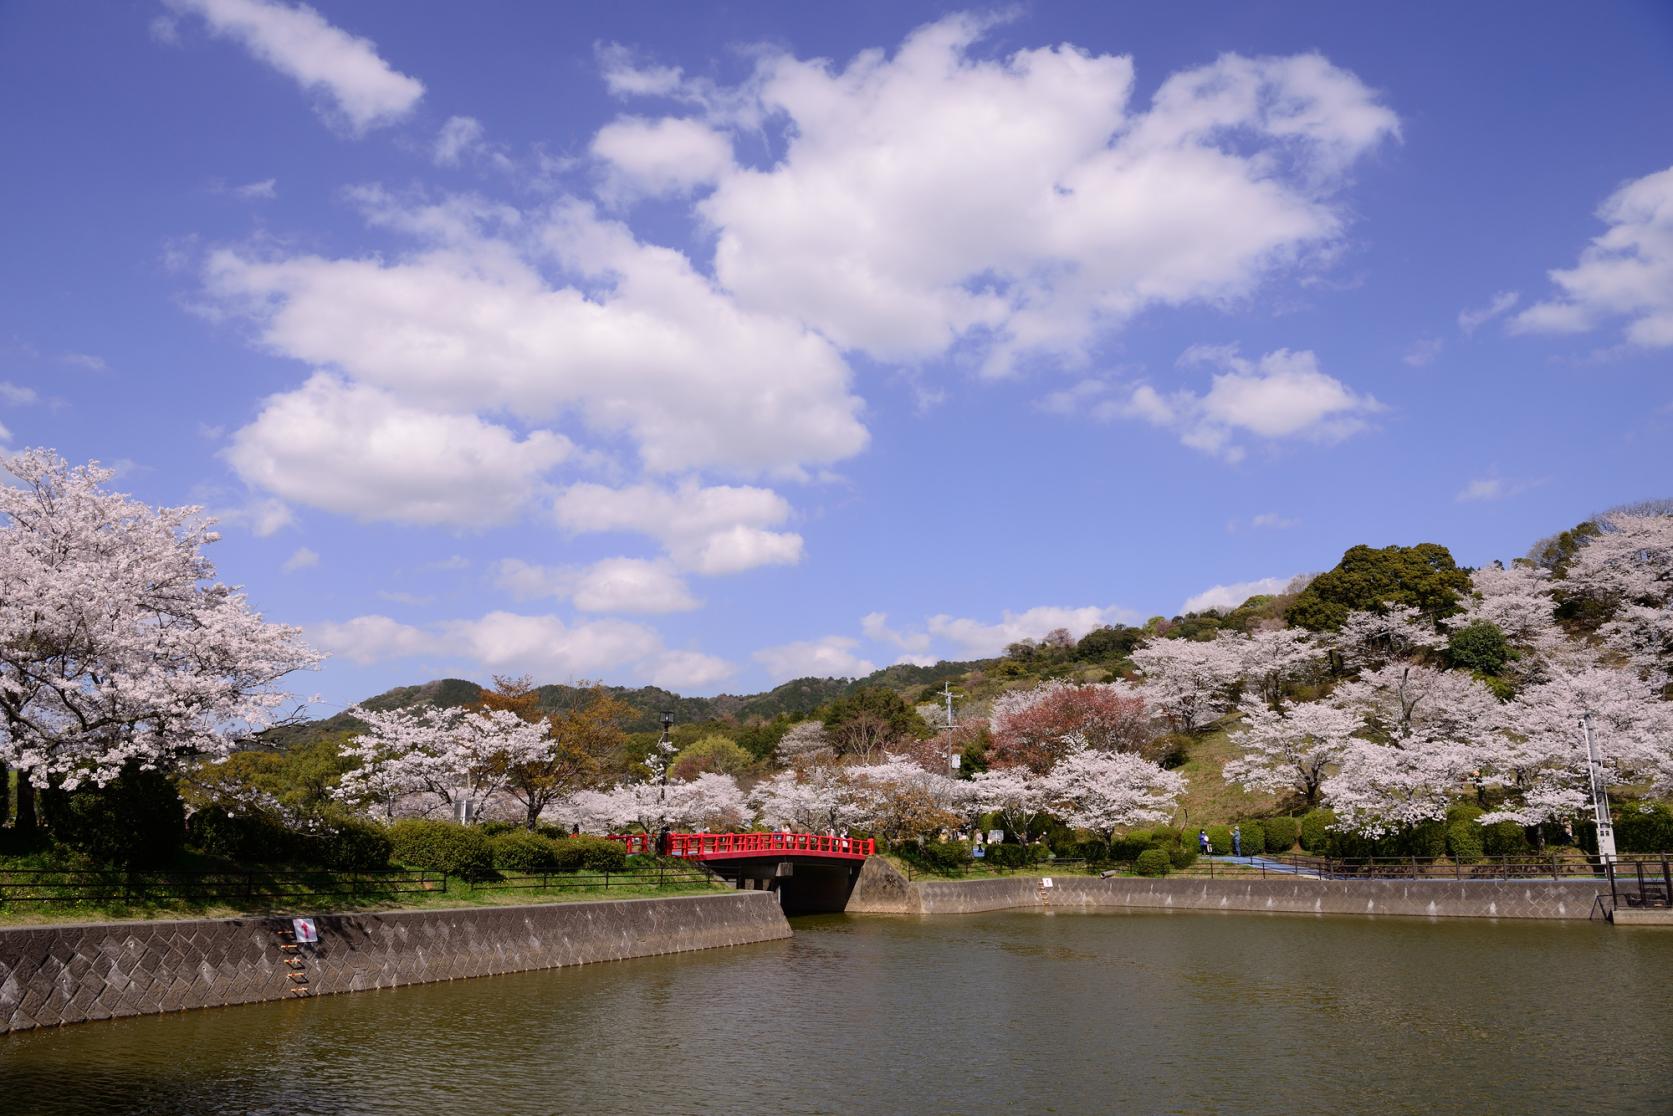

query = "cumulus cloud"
[[1511, 165, 1673, 348], [165, 0, 424, 132], [927, 604, 1139, 658], [552, 480, 803, 574], [642, 649, 736, 691], [861, 611, 932, 654], [592, 116, 733, 198], [1458, 290, 1519, 334], [1181, 576, 1294, 614], [225, 373, 572, 527], [1403, 337, 1443, 367], [753, 636, 877, 682], [493, 556, 699, 613], [281, 545, 318, 572], [310, 614, 436, 664], [671, 15, 1397, 371], [1086, 347, 1381, 462], [433, 115, 486, 165]]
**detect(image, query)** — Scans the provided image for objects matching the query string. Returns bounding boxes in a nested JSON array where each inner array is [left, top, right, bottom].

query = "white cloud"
[[0, 382, 38, 405], [641, 649, 736, 691], [1458, 290, 1519, 334], [1113, 347, 1381, 461], [754, 636, 877, 682], [226, 373, 572, 527], [281, 545, 318, 572], [60, 352, 107, 372], [680, 15, 1396, 372], [552, 480, 803, 574], [217, 494, 296, 537], [423, 554, 471, 571], [376, 590, 433, 607], [1227, 512, 1300, 533], [861, 611, 932, 654], [1181, 576, 1294, 614], [1456, 478, 1504, 502], [234, 178, 277, 200], [166, 0, 423, 132], [1403, 337, 1443, 367], [1511, 165, 1673, 348], [433, 115, 485, 165], [310, 615, 437, 664], [927, 605, 1138, 658], [204, 199, 867, 481], [493, 556, 699, 614], [442, 612, 662, 679], [592, 116, 733, 198]]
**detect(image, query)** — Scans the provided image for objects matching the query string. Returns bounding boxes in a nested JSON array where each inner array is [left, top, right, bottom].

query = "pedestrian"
[[1198, 829, 1210, 855], [1233, 825, 1242, 858]]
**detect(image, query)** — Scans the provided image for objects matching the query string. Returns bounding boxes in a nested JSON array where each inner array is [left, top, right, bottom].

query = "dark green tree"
[[1285, 543, 1472, 630], [1447, 621, 1511, 675]]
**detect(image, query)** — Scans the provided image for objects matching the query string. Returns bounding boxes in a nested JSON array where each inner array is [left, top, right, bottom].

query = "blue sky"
[[2, 1, 1670, 711]]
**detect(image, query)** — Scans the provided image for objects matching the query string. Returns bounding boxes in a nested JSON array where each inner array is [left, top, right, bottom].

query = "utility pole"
[[654, 710, 675, 802], [1581, 713, 1617, 864], [941, 681, 959, 771]]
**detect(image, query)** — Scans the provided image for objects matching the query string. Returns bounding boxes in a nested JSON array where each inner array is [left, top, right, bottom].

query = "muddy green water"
[[2, 911, 1669, 1114]]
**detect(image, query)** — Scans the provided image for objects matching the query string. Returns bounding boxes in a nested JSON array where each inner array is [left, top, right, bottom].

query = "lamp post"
[[1581, 713, 1617, 864], [655, 710, 675, 802]]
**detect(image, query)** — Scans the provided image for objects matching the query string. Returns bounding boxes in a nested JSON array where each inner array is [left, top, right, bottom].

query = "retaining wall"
[[847, 861, 1613, 921], [0, 891, 791, 1034]]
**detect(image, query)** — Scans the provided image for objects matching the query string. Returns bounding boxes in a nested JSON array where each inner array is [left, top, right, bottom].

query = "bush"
[[490, 829, 559, 870], [551, 835, 628, 872], [312, 816, 393, 870], [1447, 620, 1510, 675], [1615, 802, 1673, 853], [1108, 834, 1151, 862], [479, 820, 518, 838], [986, 842, 1042, 869], [1206, 825, 1233, 856], [1389, 820, 1446, 860], [1262, 816, 1300, 852], [914, 840, 973, 873], [1446, 805, 1485, 863], [1134, 848, 1171, 876], [1167, 843, 1197, 870], [1234, 821, 1266, 856], [1070, 839, 1110, 862], [187, 805, 291, 863], [1149, 825, 1180, 845], [1299, 809, 1336, 853], [1483, 820, 1530, 857], [44, 763, 186, 868], [388, 819, 493, 877]]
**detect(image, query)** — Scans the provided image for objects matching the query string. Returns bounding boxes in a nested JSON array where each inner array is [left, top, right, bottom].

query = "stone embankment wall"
[[0, 891, 790, 1034], [848, 860, 1612, 922]]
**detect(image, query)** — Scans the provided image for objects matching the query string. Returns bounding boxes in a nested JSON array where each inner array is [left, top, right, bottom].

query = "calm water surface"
[[2, 910, 1669, 1114]]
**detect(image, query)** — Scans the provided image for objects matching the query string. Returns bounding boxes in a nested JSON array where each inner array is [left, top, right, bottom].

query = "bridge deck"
[[607, 831, 875, 862]]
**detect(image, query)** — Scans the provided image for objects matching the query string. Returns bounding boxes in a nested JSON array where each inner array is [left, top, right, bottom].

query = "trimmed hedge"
[[1108, 834, 1151, 862], [986, 842, 1044, 869], [1167, 843, 1197, 870], [1206, 825, 1233, 856], [1617, 802, 1673, 852], [551, 835, 629, 872], [1446, 804, 1485, 863], [187, 806, 290, 864], [490, 829, 559, 870], [1134, 848, 1171, 877], [388, 819, 493, 877], [1262, 816, 1300, 853], [1299, 809, 1336, 853], [313, 817, 393, 870], [1482, 820, 1530, 857], [44, 764, 185, 869]]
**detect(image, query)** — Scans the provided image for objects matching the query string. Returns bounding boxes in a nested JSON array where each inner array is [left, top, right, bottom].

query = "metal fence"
[[466, 864, 719, 893], [0, 868, 447, 906]]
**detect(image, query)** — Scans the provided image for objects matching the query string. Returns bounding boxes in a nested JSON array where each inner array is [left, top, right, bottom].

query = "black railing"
[[1607, 857, 1673, 910], [0, 868, 447, 906]]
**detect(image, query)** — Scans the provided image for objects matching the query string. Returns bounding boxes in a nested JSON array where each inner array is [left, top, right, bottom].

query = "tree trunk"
[[14, 772, 36, 834]]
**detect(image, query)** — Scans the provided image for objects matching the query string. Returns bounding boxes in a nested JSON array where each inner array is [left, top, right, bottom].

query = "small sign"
[[1041, 877, 1053, 888], [972, 845, 985, 858], [987, 829, 1004, 845], [292, 917, 318, 944]]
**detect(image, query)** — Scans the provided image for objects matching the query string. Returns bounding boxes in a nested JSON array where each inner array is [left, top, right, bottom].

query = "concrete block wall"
[[0, 891, 790, 1033]]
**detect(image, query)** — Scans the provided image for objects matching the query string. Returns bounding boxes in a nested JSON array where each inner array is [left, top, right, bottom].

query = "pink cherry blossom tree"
[[748, 765, 876, 833], [1039, 738, 1186, 838], [1129, 633, 1244, 734], [987, 679, 1154, 771], [1224, 695, 1357, 808], [0, 450, 322, 793], [969, 766, 1051, 843], [336, 705, 553, 820]]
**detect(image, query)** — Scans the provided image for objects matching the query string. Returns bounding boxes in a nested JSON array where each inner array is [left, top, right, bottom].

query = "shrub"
[[187, 805, 291, 863], [1241, 821, 1268, 856], [1447, 620, 1510, 675], [1206, 825, 1233, 855], [1071, 839, 1110, 862], [490, 829, 559, 870], [1108, 834, 1150, 862], [1615, 802, 1673, 853], [1262, 816, 1300, 852], [479, 820, 518, 838], [1299, 809, 1336, 853], [1446, 805, 1485, 863], [915, 840, 973, 873], [1149, 825, 1181, 845], [986, 842, 1041, 869], [1134, 848, 1171, 876], [551, 835, 628, 872], [1167, 843, 1197, 870], [1390, 820, 1446, 860], [1483, 820, 1530, 857], [388, 819, 493, 877], [312, 817, 393, 870], [45, 763, 185, 868]]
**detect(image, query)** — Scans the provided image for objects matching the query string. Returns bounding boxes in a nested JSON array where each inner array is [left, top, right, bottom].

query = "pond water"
[[2, 910, 1669, 1114]]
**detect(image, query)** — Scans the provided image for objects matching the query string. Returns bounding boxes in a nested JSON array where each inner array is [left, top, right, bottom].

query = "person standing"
[[1233, 825, 1243, 858], [1198, 829, 1211, 856]]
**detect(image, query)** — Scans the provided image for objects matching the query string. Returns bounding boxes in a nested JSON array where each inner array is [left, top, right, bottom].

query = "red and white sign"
[[292, 917, 318, 944]]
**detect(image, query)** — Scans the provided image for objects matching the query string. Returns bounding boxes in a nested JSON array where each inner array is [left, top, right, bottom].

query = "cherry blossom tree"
[[1224, 695, 1357, 808], [1321, 663, 1503, 835], [987, 680, 1154, 771], [335, 705, 552, 820], [1130, 633, 1244, 734], [969, 766, 1051, 843], [667, 772, 749, 830], [1236, 627, 1324, 711], [1331, 606, 1446, 669], [748, 765, 876, 833], [1039, 738, 1186, 838], [850, 756, 973, 842], [775, 720, 835, 766], [0, 450, 322, 793]]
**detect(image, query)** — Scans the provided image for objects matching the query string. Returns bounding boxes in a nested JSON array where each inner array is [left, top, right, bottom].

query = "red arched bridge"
[[606, 831, 876, 912]]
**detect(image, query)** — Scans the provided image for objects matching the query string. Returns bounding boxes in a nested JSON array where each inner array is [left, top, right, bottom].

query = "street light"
[[656, 710, 675, 801], [1581, 713, 1618, 864]]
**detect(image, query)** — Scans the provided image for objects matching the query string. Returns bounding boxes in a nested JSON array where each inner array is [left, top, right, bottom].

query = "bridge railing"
[[604, 832, 876, 859]]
